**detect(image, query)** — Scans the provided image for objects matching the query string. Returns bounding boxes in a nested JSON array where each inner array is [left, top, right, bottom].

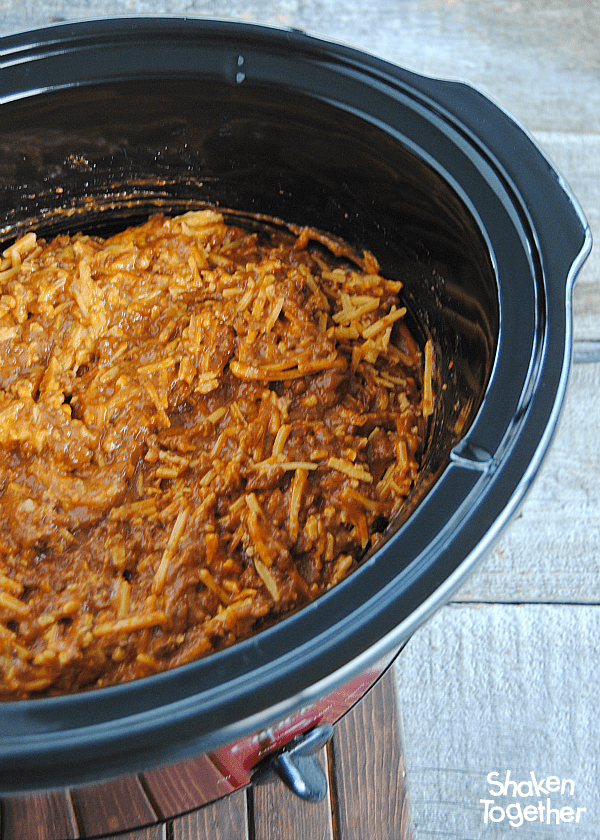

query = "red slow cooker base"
[[2, 653, 395, 838]]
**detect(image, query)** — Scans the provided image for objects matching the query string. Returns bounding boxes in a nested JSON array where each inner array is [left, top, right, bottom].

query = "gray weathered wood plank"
[[532, 132, 600, 341], [455, 359, 600, 604], [2, 1, 600, 133], [395, 603, 600, 839]]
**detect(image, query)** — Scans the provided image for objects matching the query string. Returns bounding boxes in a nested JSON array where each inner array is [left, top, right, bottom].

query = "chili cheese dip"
[[0, 210, 433, 699]]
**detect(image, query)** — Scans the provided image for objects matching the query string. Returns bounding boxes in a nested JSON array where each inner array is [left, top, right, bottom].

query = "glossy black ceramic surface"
[[0, 18, 590, 794]]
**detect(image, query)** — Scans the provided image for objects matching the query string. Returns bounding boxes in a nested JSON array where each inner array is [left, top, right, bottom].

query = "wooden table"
[[1, 670, 412, 840], [153, 670, 411, 840], [1, 2, 598, 838]]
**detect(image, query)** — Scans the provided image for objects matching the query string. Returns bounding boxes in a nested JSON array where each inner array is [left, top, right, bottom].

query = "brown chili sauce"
[[0, 210, 432, 699]]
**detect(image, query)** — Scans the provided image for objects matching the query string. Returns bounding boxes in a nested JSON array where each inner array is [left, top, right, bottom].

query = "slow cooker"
[[0, 17, 591, 838]]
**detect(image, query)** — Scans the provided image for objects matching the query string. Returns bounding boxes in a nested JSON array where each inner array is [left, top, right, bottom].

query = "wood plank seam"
[[326, 740, 342, 840], [245, 786, 256, 840]]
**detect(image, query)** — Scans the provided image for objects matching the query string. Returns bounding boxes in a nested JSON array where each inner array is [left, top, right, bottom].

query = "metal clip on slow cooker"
[[252, 725, 334, 802]]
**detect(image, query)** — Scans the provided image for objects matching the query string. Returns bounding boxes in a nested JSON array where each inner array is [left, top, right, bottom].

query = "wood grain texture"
[[456, 360, 600, 604], [170, 791, 249, 840], [2, 1, 600, 133], [70, 777, 158, 837], [110, 828, 166, 840], [251, 751, 334, 840], [395, 604, 600, 839], [332, 670, 412, 840], [0, 791, 78, 840], [532, 131, 600, 341], [141, 755, 237, 820]]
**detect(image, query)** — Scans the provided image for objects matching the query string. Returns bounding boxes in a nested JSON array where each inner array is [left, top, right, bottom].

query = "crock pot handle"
[[251, 724, 334, 802], [400, 71, 592, 292]]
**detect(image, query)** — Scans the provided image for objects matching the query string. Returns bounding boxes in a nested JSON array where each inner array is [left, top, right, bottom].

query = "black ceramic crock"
[[0, 15, 591, 828]]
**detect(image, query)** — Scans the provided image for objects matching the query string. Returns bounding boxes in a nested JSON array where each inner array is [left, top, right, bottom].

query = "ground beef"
[[0, 209, 432, 699]]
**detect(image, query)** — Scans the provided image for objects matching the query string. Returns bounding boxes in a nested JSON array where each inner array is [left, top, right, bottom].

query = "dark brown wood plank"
[[141, 755, 237, 820], [332, 669, 412, 840], [107, 826, 166, 840], [170, 790, 249, 840], [70, 776, 158, 837], [1, 791, 78, 840], [251, 748, 334, 840]]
